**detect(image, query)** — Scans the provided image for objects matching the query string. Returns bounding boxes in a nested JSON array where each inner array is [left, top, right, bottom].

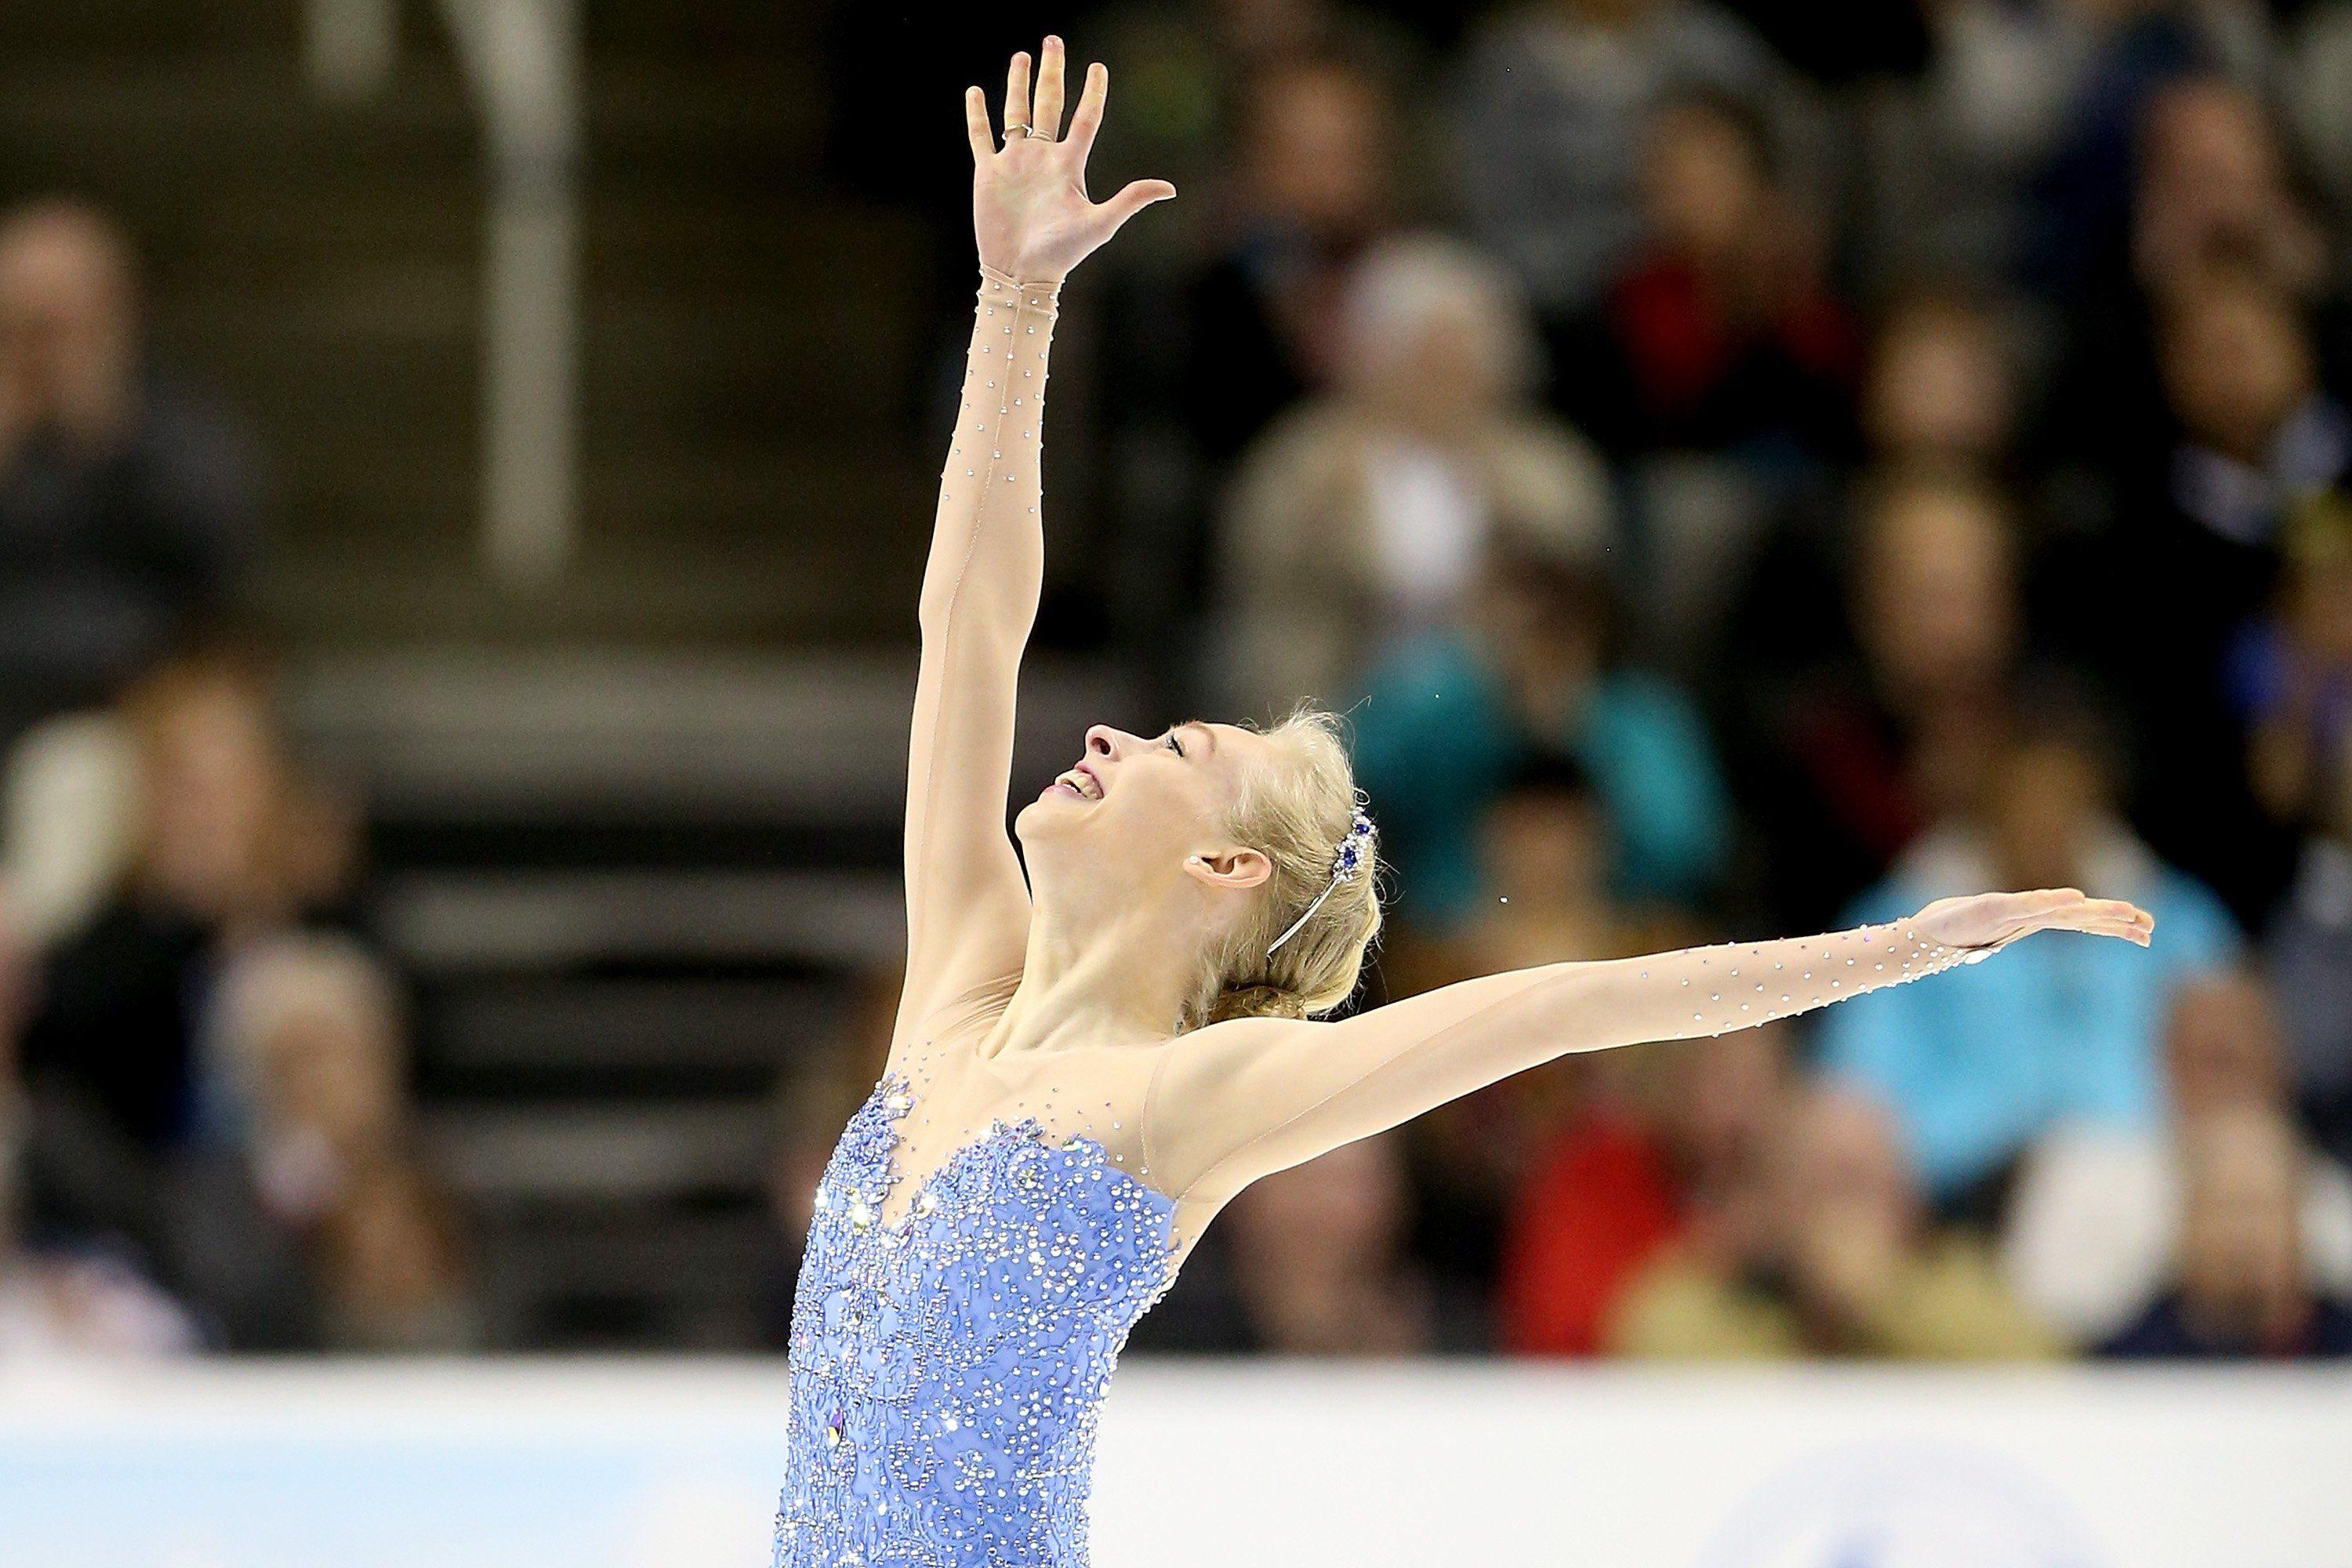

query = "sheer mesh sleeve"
[[895, 268, 1062, 1035], [1142, 920, 1984, 1216]]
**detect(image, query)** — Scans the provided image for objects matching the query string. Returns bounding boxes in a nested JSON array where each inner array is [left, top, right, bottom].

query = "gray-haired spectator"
[[147, 933, 469, 1352], [0, 201, 254, 741], [1218, 234, 1616, 713]]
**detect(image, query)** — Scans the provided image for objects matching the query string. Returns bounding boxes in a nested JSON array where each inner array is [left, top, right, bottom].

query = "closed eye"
[[1163, 733, 1185, 758]]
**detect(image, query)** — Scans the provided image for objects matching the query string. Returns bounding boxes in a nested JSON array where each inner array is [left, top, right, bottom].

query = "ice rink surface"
[[2, 1360, 2345, 1568]]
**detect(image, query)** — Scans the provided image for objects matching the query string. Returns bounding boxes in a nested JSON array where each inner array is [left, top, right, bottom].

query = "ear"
[[1184, 846, 1272, 892]]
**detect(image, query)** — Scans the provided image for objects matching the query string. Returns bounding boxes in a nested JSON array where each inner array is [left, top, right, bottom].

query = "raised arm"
[[898, 41, 1175, 1032], [1144, 891, 2153, 1210]]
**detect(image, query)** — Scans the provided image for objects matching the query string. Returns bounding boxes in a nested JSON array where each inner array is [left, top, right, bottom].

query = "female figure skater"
[[772, 40, 2154, 1568]]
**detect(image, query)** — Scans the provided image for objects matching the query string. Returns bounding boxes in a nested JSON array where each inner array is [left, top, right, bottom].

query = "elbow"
[[917, 588, 1028, 659], [917, 576, 991, 641], [916, 589, 957, 642]]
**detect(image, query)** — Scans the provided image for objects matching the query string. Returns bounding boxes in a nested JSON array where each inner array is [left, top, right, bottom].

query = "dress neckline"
[[857, 1073, 1179, 1236]]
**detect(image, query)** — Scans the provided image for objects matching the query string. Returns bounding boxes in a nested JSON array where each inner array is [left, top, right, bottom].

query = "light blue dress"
[[772, 1074, 1178, 1567]]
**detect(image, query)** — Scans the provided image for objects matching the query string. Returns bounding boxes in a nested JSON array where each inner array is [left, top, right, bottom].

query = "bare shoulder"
[[1141, 1014, 1317, 1123]]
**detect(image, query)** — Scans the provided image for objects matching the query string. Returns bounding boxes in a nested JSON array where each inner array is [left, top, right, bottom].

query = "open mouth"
[[1051, 764, 1104, 801]]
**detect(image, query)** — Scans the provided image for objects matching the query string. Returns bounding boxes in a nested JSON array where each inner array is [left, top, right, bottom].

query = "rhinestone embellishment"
[[772, 1075, 1176, 1567]]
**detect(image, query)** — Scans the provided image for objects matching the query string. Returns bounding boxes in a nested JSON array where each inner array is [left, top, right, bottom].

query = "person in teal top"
[[1818, 701, 2243, 1206], [1352, 553, 1731, 927]]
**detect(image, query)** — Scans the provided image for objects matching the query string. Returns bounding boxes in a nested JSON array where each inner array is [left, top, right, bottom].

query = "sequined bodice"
[[773, 1074, 1178, 1568]]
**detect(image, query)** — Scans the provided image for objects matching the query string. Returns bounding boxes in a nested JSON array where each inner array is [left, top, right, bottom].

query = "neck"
[[986, 890, 1202, 1054]]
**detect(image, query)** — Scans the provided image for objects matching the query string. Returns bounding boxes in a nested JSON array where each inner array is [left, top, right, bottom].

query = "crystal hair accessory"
[[1266, 810, 1376, 955]]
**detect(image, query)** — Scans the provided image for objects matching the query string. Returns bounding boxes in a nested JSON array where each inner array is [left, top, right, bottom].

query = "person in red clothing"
[[1497, 1021, 1794, 1356], [1583, 88, 1858, 459]]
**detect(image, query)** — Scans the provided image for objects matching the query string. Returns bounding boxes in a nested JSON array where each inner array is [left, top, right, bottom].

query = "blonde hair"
[[1184, 707, 1383, 1030]]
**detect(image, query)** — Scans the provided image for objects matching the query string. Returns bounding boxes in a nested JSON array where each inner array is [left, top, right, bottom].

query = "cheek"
[[1108, 765, 1225, 846]]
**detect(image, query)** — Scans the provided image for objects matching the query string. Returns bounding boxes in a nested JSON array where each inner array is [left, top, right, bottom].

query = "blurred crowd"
[[0, 201, 470, 1358], [809, 0, 2352, 1366], [9, 0, 2352, 1368]]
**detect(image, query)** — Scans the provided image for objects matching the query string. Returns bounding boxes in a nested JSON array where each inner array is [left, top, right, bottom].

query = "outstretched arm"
[[898, 40, 1175, 1034], [1144, 891, 2153, 1209]]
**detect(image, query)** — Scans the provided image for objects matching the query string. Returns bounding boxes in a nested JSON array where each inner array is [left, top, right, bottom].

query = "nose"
[[1083, 725, 1127, 759]]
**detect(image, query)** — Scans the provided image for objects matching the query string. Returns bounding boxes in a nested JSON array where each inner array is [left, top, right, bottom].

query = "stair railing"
[[305, 0, 582, 589]]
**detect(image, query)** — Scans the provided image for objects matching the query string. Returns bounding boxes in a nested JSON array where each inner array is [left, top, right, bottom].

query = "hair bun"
[[1207, 983, 1310, 1024]]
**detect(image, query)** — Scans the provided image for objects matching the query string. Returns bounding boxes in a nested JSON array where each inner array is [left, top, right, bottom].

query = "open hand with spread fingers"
[[965, 36, 1175, 285], [1910, 888, 2156, 957]]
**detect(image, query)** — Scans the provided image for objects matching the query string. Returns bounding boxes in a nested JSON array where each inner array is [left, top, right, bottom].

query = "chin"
[[1013, 793, 1073, 842]]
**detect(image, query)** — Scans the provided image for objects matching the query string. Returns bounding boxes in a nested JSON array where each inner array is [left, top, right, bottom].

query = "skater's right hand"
[[964, 36, 1174, 285], [1909, 888, 2154, 956]]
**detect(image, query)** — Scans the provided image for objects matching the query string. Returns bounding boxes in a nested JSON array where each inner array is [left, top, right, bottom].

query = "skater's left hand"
[[964, 36, 1174, 285], [1910, 888, 2154, 955]]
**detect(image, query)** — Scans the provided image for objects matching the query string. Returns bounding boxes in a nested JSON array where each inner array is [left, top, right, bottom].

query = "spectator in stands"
[[1920, 2, 2257, 291], [1820, 685, 2241, 1212], [2042, 77, 2335, 514], [2063, 266, 2347, 922], [2235, 492, 2352, 831], [1570, 89, 1857, 463], [2269, 725, 2352, 1169], [1734, 466, 2023, 931], [2155, 270, 2344, 612], [1607, 1086, 2058, 1359], [1456, 0, 1791, 321], [1354, 554, 1729, 928], [2101, 1105, 2352, 1359], [0, 1178, 197, 1360], [1221, 1133, 1475, 1353], [1218, 235, 1616, 712], [1374, 749, 1704, 1307], [2003, 970, 2352, 1346], [1498, 1024, 1789, 1356], [0, 704, 137, 951], [1171, 53, 1403, 468], [1104, 50, 1410, 692], [20, 651, 355, 1152], [196, 937, 469, 1351], [1075, 0, 1425, 216], [2132, 78, 2328, 315], [1432, 747, 1705, 972], [22, 653, 298, 1159], [0, 201, 253, 742], [1717, 287, 2025, 697], [1860, 285, 2021, 474], [15, 650, 401, 1348], [0, 931, 194, 1359]]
